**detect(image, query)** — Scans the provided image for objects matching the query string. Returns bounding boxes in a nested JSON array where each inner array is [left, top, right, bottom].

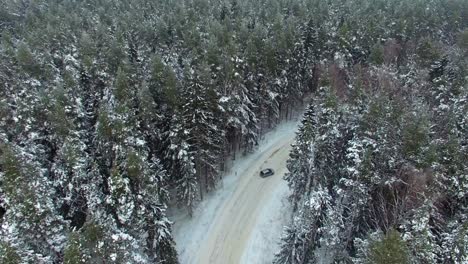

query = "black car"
[[260, 168, 275, 178]]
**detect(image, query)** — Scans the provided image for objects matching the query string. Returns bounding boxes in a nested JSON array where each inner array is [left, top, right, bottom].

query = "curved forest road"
[[196, 138, 293, 264], [171, 122, 298, 264]]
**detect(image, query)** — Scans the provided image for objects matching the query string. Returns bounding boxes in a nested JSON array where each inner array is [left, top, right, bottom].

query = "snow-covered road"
[[171, 121, 298, 264]]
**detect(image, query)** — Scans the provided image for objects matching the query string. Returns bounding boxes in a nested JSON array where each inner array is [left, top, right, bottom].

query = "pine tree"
[[181, 64, 223, 198], [369, 230, 410, 264], [93, 64, 177, 262], [1, 143, 67, 263], [285, 104, 317, 209]]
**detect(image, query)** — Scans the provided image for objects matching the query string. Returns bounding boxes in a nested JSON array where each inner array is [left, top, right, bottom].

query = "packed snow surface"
[[170, 120, 299, 264]]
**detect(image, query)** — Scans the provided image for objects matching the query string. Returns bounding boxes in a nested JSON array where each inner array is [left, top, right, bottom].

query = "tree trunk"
[[196, 160, 204, 200]]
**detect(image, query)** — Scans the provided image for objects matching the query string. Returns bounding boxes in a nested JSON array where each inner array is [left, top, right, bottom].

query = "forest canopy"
[[0, 0, 467, 263]]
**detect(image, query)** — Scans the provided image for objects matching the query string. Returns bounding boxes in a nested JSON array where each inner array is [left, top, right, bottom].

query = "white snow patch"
[[219, 96, 230, 103]]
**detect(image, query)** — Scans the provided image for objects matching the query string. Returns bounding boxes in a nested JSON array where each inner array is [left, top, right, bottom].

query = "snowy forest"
[[275, 2, 468, 264], [0, 0, 467, 263]]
